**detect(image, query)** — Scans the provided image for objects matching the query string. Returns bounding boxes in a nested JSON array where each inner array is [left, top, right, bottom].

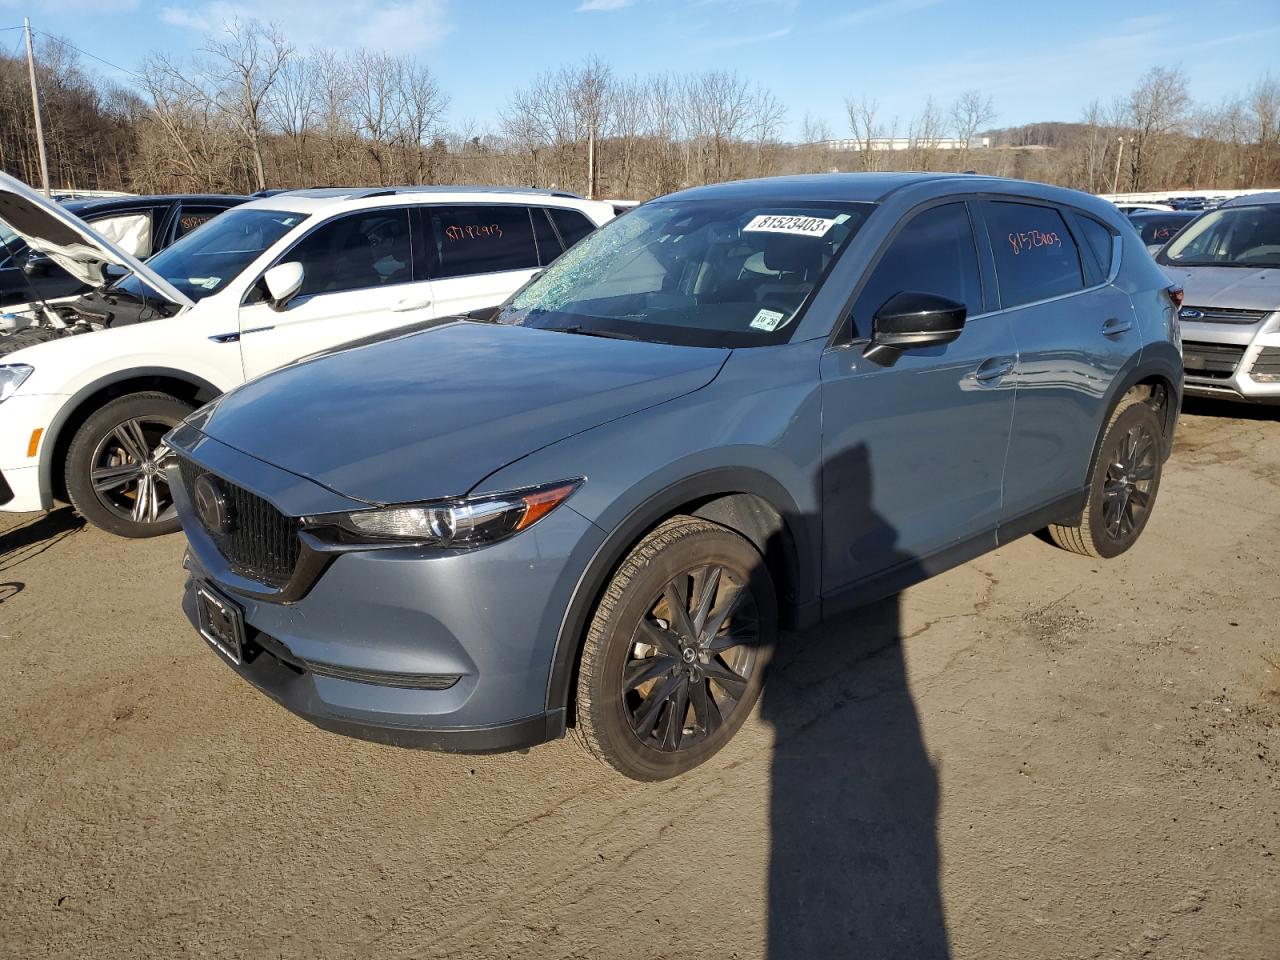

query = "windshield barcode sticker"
[[743, 215, 839, 237], [750, 308, 787, 331]]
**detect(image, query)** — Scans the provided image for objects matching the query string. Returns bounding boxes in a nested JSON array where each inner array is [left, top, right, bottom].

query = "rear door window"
[[424, 205, 540, 279], [174, 204, 233, 241], [548, 207, 596, 249], [851, 201, 984, 338], [985, 201, 1085, 308], [89, 210, 155, 258]]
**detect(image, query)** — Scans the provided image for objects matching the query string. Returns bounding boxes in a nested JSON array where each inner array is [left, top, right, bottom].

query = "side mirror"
[[262, 261, 304, 310], [22, 254, 50, 277], [863, 291, 966, 367]]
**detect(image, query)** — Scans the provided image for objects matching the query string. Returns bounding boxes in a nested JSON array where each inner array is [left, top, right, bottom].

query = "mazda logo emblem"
[[193, 474, 232, 535]]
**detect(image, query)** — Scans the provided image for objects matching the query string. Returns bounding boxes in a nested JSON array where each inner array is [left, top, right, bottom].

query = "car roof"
[[658, 172, 982, 204], [1222, 191, 1280, 208], [62, 194, 248, 214], [235, 185, 613, 217], [1128, 210, 1198, 220]]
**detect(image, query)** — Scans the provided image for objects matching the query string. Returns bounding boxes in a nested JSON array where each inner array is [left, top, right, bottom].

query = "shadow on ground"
[[762, 440, 948, 958], [0, 508, 84, 574]]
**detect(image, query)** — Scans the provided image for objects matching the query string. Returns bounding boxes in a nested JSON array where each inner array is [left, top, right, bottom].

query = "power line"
[[34, 30, 145, 82]]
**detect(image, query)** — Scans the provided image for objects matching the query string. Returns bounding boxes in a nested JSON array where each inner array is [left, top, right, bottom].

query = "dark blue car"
[[165, 173, 1183, 780]]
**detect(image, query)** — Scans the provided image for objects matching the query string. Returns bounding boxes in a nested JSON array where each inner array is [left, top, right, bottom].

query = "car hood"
[[1161, 263, 1280, 312], [189, 321, 730, 505], [0, 172, 193, 308]]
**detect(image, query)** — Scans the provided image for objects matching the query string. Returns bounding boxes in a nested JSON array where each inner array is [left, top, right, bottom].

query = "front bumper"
[[170, 431, 607, 753], [1181, 316, 1280, 403], [0, 394, 60, 512]]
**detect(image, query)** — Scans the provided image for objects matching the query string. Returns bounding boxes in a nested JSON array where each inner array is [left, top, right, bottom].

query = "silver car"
[[1159, 191, 1280, 402]]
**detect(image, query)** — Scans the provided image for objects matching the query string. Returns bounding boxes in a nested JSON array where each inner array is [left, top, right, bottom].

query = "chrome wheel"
[[88, 416, 180, 525], [622, 563, 761, 753], [1102, 419, 1158, 541]]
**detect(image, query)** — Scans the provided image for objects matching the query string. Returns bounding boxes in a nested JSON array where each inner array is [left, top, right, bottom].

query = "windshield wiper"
[[544, 324, 640, 341]]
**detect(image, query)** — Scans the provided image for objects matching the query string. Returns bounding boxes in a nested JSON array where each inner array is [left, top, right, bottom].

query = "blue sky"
[[10, 0, 1280, 138]]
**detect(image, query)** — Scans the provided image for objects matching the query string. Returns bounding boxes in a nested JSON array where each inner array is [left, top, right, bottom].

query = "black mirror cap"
[[864, 291, 967, 367], [21, 254, 50, 277]]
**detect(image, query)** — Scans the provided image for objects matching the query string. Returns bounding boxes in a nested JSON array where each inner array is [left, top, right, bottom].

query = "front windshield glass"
[[112, 208, 309, 303], [0, 222, 25, 268], [1160, 204, 1280, 268], [497, 199, 874, 347]]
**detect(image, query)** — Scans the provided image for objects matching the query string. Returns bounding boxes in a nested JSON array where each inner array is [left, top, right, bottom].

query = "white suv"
[[0, 175, 614, 536]]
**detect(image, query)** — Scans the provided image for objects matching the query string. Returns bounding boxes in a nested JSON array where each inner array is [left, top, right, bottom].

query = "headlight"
[[307, 479, 582, 547], [0, 364, 33, 403]]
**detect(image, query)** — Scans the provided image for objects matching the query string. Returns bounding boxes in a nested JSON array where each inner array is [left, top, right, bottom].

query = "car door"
[[238, 207, 428, 379], [420, 205, 546, 317], [820, 199, 1017, 597], [978, 199, 1134, 521]]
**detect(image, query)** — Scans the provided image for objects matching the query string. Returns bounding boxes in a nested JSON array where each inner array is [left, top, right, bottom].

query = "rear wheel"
[[574, 516, 776, 781], [1048, 397, 1164, 559], [64, 392, 193, 538]]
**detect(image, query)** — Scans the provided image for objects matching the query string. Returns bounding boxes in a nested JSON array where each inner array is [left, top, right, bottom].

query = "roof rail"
[[265, 185, 588, 201]]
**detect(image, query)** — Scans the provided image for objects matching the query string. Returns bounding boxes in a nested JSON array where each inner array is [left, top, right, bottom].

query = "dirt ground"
[[1, 399, 1277, 960]]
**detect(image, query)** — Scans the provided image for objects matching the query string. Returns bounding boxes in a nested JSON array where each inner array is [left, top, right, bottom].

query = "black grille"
[[1181, 306, 1270, 325], [1183, 341, 1246, 379], [1250, 346, 1280, 380], [179, 459, 300, 588]]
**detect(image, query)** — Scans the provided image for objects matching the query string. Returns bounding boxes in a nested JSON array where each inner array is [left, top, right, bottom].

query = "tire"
[[574, 516, 777, 781], [64, 391, 194, 538], [1047, 396, 1164, 559]]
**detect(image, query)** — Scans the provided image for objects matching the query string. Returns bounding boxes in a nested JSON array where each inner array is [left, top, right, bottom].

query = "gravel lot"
[[1, 399, 1277, 960]]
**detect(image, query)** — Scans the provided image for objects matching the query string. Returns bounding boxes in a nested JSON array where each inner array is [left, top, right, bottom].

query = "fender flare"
[[38, 366, 224, 506], [1084, 345, 1183, 484], [543, 466, 816, 716]]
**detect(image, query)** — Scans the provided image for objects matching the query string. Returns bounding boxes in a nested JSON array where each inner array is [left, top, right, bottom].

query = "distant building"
[[820, 136, 991, 151]]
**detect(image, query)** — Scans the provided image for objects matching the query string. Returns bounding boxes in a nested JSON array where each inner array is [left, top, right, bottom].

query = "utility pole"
[[1111, 136, 1127, 194], [23, 18, 51, 197]]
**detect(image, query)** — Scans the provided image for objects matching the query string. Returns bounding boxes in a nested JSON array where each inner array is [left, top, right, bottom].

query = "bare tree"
[[202, 19, 291, 191], [1122, 66, 1190, 190], [1247, 72, 1279, 187], [845, 96, 881, 170], [269, 52, 318, 184], [950, 89, 995, 162]]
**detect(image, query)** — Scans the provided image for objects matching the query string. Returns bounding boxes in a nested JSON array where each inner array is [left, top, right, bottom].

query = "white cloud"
[[837, 0, 944, 27], [576, 0, 633, 11], [698, 26, 792, 50], [160, 0, 452, 54], [1, 0, 139, 8]]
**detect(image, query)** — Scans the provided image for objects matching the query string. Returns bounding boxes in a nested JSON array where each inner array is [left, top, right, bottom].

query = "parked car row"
[[0, 178, 613, 536], [0, 170, 1189, 780]]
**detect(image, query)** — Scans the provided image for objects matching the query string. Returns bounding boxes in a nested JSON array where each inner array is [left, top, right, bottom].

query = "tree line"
[[2, 20, 1277, 200]]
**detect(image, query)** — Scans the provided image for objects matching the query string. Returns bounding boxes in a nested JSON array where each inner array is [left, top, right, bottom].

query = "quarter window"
[[1072, 212, 1115, 285], [986, 201, 1084, 308], [531, 208, 565, 265], [288, 209, 412, 297], [852, 201, 983, 337], [548, 208, 596, 249], [425, 206, 540, 279]]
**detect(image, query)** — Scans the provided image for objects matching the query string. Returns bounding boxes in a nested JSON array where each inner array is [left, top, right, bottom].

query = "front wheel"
[[1048, 398, 1164, 559], [64, 391, 194, 538], [574, 516, 776, 781]]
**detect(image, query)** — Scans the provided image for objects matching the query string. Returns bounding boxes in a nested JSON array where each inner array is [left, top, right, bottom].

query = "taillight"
[[1167, 285, 1184, 309]]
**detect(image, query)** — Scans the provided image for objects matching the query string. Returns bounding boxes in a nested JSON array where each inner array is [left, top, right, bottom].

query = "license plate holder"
[[196, 582, 245, 664]]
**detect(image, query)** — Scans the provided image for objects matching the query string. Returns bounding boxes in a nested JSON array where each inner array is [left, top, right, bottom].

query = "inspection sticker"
[[749, 308, 787, 331], [743, 214, 839, 237]]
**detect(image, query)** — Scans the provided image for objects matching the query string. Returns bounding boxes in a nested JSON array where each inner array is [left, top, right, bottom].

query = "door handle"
[[974, 356, 1015, 384], [392, 297, 433, 312], [1102, 317, 1133, 337]]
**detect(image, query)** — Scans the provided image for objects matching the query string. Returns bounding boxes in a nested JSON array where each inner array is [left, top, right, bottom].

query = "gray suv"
[[166, 173, 1183, 780]]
